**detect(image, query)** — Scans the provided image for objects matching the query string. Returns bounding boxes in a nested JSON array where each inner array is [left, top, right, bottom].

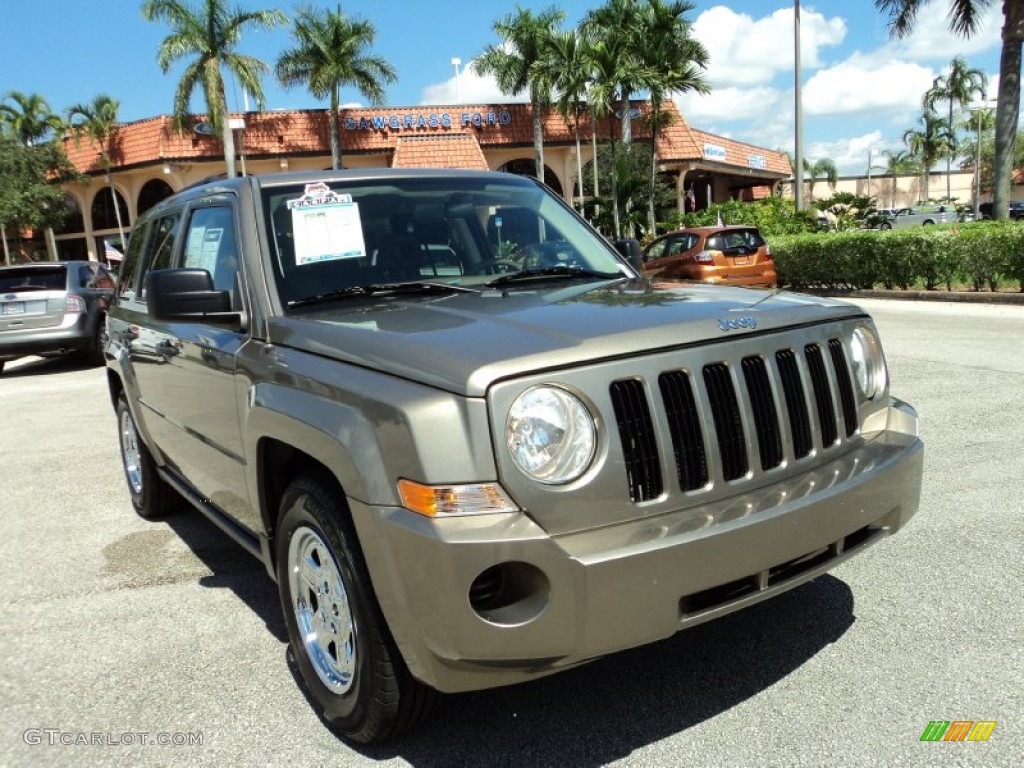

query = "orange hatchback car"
[[642, 225, 777, 288]]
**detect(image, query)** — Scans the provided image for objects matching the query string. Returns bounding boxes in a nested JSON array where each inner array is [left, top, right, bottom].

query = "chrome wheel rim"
[[287, 525, 356, 693], [119, 408, 143, 495]]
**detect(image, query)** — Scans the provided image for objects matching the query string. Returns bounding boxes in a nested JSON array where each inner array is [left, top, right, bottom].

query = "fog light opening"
[[468, 562, 549, 626]]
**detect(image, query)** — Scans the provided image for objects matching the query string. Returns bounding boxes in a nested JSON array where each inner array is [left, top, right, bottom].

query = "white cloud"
[[802, 55, 935, 118], [418, 58, 529, 106], [692, 5, 846, 87], [886, 4, 1001, 61], [676, 85, 785, 124], [803, 131, 894, 175]]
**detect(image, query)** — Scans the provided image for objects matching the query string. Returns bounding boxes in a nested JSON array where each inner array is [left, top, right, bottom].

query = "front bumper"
[[352, 400, 923, 694]]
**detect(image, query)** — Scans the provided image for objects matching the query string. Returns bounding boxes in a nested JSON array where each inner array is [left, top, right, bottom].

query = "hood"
[[267, 280, 864, 396]]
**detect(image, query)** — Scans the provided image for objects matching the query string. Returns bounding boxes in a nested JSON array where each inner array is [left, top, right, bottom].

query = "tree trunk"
[[647, 102, 660, 236], [573, 108, 583, 213], [532, 96, 545, 184], [620, 91, 632, 146], [946, 100, 953, 202], [993, 1, 1024, 219], [109, 181, 125, 251], [331, 88, 342, 170], [608, 113, 621, 238], [219, 82, 237, 178]]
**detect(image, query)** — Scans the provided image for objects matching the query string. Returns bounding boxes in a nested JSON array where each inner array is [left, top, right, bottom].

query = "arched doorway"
[[54, 194, 88, 261], [54, 194, 84, 235], [498, 159, 563, 196], [138, 178, 175, 216], [91, 186, 129, 231]]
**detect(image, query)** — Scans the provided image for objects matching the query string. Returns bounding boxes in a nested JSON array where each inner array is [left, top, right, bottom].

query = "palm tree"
[[476, 6, 565, 184], [586, 36, 639, 236], [582, 0, 645, 148], [0, 91, 64, 146], [878, 149, 921, 207], [66, 94, 126, 248], [924, 56, 987, 201], [142, 0, 286, 178], [802, 157, 838, 200], [276, 5, 396, 171], [634, 0, 709, 234], [876, 0, 1022, 219], [902, 108, 951, 201], [535, 29, 591, 211]]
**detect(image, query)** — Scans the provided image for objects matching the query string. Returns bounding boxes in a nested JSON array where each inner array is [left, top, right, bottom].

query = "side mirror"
[[146, 268, 238, 325], [613, 238, 644, 273]]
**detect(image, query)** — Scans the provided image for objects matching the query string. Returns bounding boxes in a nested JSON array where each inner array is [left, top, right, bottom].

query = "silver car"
[[878, 205, 948, 230], [0, 261, 115, 374]]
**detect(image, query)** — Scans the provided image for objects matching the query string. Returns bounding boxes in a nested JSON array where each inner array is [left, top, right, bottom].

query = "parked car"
[[0, 261, 115, 374], [107, 169, 922, 743], [642, 225, 777, 287], [977, 201, 1024, 220], [878, 205, 948, 230]]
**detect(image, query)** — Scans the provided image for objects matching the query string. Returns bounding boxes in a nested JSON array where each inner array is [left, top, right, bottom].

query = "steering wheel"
[[468, 259, 520, 276]]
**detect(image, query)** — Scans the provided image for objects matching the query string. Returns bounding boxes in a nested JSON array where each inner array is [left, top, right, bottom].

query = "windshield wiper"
[[486, 266, 623, 287], [288, 281, 479, 308]]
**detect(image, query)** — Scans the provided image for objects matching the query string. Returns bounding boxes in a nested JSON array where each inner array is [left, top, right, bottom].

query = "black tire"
[[116, 393, 178, 518], [275, 473, 437, 744], [879, 222, 892, 231]]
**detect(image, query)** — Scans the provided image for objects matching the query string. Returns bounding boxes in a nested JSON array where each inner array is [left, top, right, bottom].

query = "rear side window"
[[0, 266, 66, 292], [117, 222, 150, 300]]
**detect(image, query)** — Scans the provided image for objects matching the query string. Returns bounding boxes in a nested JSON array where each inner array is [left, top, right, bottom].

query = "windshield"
[[260, 174, 627, 308]]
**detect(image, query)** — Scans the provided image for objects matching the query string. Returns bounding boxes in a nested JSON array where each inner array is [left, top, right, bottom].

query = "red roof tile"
[[689, 129, 792, 176], [391, 133, 488, 170], [60, 103, 775, 176]]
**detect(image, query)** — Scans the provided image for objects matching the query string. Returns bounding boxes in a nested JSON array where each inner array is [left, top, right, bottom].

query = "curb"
[[812, 289, 1024, 306]]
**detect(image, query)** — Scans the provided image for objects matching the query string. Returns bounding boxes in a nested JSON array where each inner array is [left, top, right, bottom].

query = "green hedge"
[[770, 221, 1024, 292]]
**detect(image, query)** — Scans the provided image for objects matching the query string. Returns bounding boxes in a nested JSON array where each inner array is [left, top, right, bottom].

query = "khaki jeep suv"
[[106, 169, 923, 743]]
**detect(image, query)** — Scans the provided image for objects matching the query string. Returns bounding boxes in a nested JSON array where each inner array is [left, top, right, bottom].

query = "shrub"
[[769, 221, 1024, 291]]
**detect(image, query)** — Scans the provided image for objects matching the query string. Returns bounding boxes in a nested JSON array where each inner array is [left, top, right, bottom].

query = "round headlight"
[[506, 386, 596, 484], [849, 326, 887, 400]]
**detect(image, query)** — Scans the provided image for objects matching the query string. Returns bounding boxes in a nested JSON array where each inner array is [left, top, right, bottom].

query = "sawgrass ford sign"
[[344, 111, 513, 131]]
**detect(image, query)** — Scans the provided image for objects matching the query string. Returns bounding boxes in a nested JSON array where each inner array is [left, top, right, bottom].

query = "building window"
[[499, 159, 563, 196], [54, 195, 85, 235], [91, 187, 129, 231], [138, 178, 175, 216]]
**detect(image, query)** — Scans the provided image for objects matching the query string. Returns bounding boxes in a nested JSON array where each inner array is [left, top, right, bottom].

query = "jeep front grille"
[[610, 378, 663, 503], [658, 371, 708, 493], [610, 338, 858, 503]]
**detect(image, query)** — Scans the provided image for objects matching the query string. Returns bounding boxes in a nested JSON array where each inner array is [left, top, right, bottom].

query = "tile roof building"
[[47, 99, 791, 263]]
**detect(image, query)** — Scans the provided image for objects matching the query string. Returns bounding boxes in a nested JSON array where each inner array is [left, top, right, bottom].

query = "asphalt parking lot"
[[1, 298, 1021, 767]]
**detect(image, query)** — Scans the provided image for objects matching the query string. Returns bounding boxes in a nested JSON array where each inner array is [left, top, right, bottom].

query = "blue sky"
[[4, 1, 1003, 173]]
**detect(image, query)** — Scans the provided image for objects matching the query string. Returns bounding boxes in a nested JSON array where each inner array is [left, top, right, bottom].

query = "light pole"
[[970, 98, 994, 219], [793, 0, 804, 212], [451, 57, 462, 103]]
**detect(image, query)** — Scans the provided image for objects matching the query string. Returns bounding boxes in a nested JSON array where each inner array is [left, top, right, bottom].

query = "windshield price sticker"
[[288, 183, 367, 265]]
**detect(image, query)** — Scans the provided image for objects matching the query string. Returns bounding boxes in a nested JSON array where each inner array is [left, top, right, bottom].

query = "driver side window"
[[182, 206, 242, 310]]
